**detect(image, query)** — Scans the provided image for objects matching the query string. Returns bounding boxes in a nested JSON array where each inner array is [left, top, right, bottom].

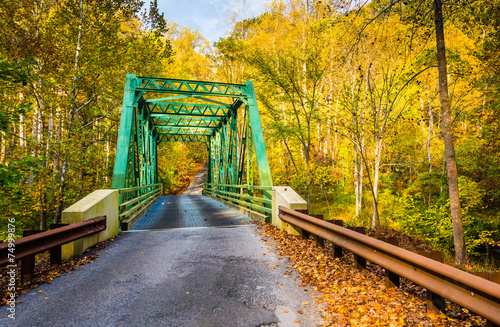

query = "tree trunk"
[[426, 86, 433, 208], [54, 0, 84, 224], [19, 114, 26, 148], [354, 142, 363, 217], [105, 139, 110, 184], [372, 139, 382, 227], [0, 131, 5, 163], [433, 0, 466, 264]]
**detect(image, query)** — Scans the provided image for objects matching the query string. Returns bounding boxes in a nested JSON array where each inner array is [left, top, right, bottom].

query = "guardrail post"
[[419, 250, 446, 314], [328, 220, 344, 258], [49, 224, 69, 267], [21, 230, 42, 284], [380, 237, 400, 289], [296, 209, 310, 240], [354, 227, 367, 270], [487, 320, 500, 327], [310, 214, 325, 248], [471, 271, 500, 327]]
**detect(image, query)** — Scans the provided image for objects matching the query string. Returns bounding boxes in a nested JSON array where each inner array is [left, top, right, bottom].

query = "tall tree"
[[433, 0, 466, 263]]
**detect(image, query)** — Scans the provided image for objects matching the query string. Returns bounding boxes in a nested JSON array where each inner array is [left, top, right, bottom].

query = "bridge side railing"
[[278, 206, 500, 325], [118, 183, 163, 230], [203, 183, 272, 217]]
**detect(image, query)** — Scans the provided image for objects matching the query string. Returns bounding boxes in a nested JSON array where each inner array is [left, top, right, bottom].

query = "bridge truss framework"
[[111, 74, 273, 200]]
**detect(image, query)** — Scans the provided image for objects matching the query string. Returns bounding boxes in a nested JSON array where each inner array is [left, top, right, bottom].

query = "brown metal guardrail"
[[0, 216, 106, 283], [278, 206, 500, 325]]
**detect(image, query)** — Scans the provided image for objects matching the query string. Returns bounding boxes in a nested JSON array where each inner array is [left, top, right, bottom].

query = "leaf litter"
[[254, 221, 487, 326]]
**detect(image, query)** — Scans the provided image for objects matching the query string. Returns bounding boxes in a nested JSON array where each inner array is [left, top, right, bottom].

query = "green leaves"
[[0, 60, 31, 131]]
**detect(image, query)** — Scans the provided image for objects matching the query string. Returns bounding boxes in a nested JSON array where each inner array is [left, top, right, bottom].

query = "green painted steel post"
[[112, 74, 138, 189], [229, 109, 238, 189], [244, 81, 273, 188]]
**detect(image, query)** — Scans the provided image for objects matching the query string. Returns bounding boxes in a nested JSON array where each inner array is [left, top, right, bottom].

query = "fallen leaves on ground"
[[0, 233, 125, 306], [255, 221, 487, 327]]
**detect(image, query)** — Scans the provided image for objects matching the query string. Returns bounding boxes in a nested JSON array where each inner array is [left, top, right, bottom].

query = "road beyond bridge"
[[0, 168, 325, 327]]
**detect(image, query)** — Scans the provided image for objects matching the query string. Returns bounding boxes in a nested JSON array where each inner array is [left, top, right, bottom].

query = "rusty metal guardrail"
[[0, 216, 106, 283], [278, 206, 500, 325]]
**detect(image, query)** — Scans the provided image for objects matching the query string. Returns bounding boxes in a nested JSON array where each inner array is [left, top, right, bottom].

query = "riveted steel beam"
[[145, 102, 230, 116], [151, 112, 225, 118], [138, 77, 245, 96], [157, 134, 209, 143], [156, 127, 214, 135]]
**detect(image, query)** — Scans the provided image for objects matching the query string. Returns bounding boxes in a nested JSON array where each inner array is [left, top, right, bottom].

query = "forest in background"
[[1, 0, 499, 267]]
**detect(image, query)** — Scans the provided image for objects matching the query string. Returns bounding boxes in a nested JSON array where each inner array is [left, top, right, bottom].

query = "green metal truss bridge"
[[110, 75, 275, 226]]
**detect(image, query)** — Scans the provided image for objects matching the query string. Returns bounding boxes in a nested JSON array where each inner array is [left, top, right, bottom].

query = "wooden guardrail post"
[[418, 250, 446, 314], [311, 214, 325, 248], [49, 223, 69, 267], [330, 220, 344, 258], [21, 230, 42, 284], [297, 209, 310, 240], [379, 237, 400, 289], [354, 227, 367, 270]]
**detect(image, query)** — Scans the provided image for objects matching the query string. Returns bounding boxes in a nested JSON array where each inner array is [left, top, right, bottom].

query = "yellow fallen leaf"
[[283, 310, 289, 313], [295, 319, 301, 323], [301, 301, 308, 306], [38, 290, 43, 293], [186, 292, 189, 295], [141, 252, 145, 254], [43, 297, 49, 300]]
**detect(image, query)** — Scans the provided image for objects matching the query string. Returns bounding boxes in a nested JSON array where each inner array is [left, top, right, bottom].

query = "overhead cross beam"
[[145, 102, 229, 116]]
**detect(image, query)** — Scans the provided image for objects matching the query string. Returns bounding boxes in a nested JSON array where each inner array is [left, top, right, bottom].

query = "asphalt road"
[[182, 164, 207, 195], [0, 165, 325, 326]]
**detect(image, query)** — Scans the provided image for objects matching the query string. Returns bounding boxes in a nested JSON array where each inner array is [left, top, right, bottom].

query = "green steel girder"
[[157, 126, 213, 136], [151, 116, 222, 127], [151, 112, 224, 118], [145, 102, 230, 116], [112, 74, 273, 194], [135, 77, 246, 101], [157, 134, 210, 143], [156, 125, 216, 131]]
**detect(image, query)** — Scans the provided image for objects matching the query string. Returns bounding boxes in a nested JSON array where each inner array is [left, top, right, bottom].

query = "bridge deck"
[[131, 195, 251, 230]]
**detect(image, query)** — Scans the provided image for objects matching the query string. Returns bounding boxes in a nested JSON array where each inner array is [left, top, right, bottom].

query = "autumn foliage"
[[255, 221, 486, 326]]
